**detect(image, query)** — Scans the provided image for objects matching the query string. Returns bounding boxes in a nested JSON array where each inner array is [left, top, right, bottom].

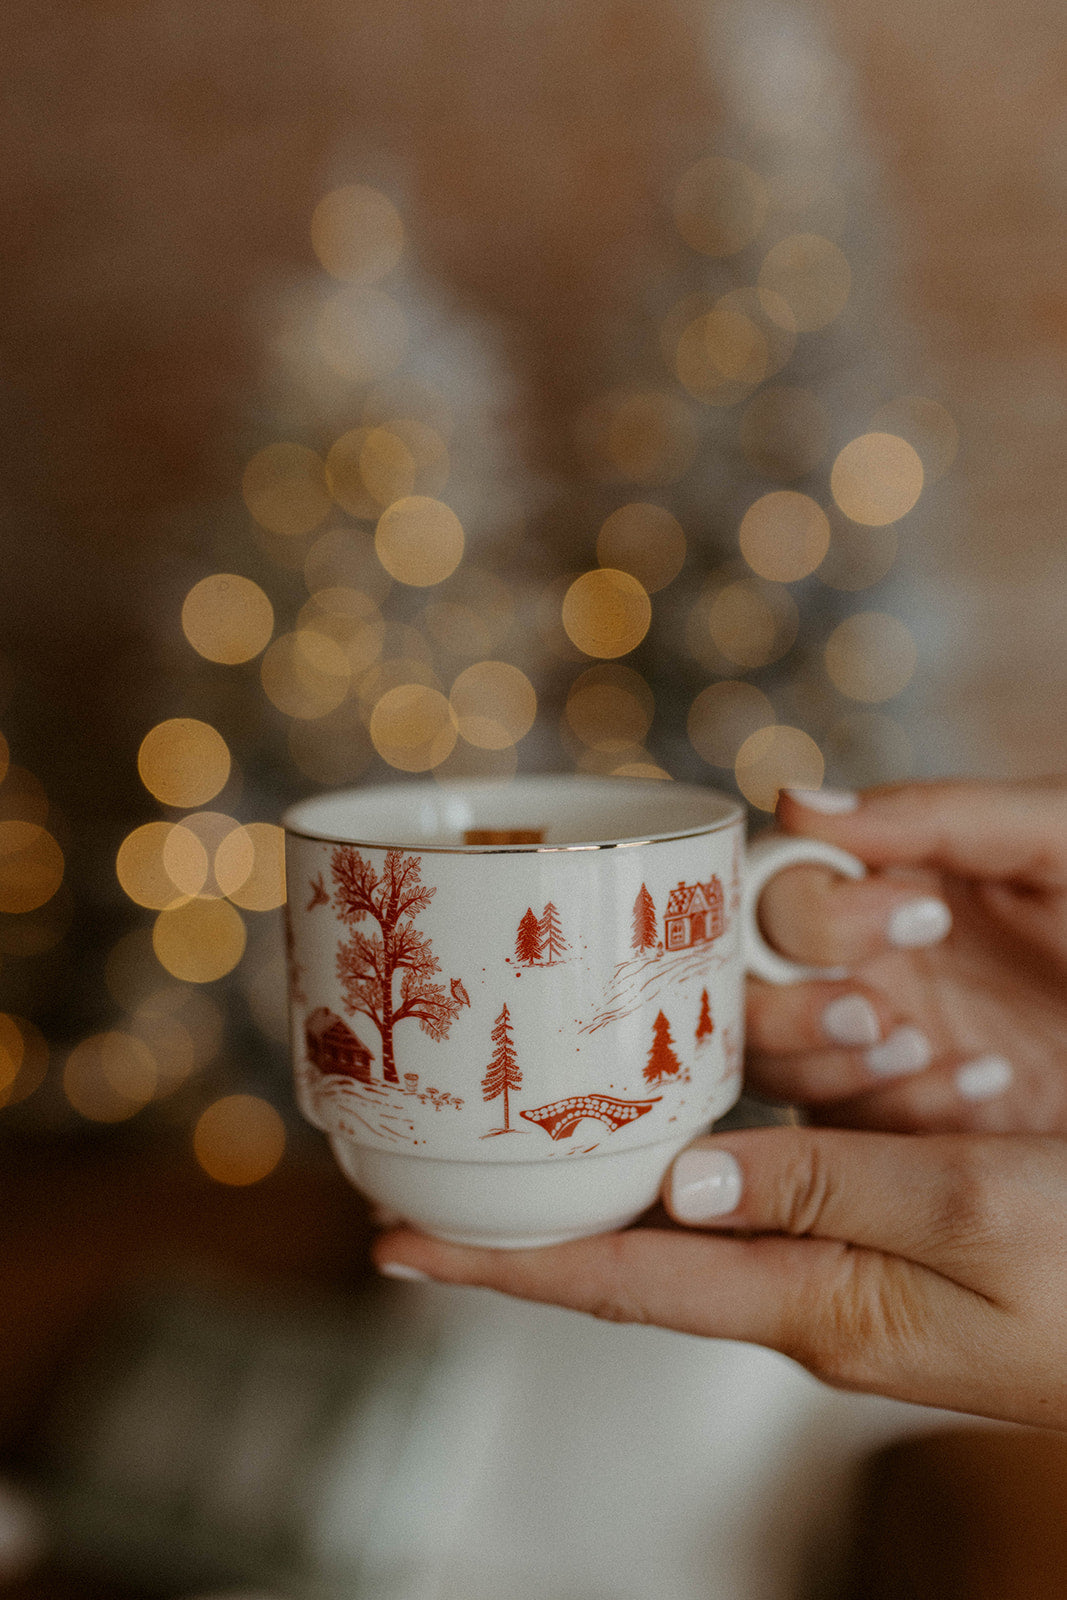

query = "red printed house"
[[305, 1007, 373, 1082], [664, 877, 724, 950]]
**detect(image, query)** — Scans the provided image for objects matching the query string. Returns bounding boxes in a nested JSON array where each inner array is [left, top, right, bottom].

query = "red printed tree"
[[482, 1002, 521, 1131], [331, 846, 464, 1086], [515, 907, 544, 966], [539, 901, 569, 964], [695, 988, 714, 1046], [631, 883, 657, 953], [644, 1009, 682, 1087]]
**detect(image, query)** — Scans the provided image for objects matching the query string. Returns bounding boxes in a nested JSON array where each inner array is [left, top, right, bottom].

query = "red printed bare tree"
[[644, 1009, 682, 1087], [539, 901, 569, 964], [695, 988, 714, 1046], [515, 907, 544, 966], [482, 1002, 522, 1131], [331, 846, 464, 1086], [631, 883, 657, 953]]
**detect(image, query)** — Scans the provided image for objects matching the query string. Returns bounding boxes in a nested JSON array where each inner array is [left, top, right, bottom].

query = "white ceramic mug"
[[282, 777, 864, 1248]]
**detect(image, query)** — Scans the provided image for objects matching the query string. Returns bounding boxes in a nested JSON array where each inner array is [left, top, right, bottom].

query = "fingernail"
[[822, 994, 882, 1046], [865, 1025, 933, 1077], [956, 1055, 1013, 1101], [783, 787, 859, 814], [377, 1261, 432, 1283], [886, 897, 953, 949], [670, 1148, 743, 1223]]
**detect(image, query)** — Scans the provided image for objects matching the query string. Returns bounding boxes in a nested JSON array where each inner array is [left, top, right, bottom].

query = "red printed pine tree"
[[482, 1002, 521, 1131], [695, 988, 714, 1046], [515, 907, 544, 966], [331, 846, 464, 1085], [631, 883, 657, 953], [644, 1009, 682, 1087], [539, 901, 569, 964]]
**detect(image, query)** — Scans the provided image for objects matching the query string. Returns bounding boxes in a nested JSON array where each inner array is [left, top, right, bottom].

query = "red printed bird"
[[451, 978, 471, 1008]]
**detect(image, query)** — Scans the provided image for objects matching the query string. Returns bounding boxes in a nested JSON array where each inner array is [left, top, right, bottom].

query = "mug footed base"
[[328, 1090, 738, 1248]]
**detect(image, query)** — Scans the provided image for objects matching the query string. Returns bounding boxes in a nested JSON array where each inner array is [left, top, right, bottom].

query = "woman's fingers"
[[810, 1051, 1067, 1135], [747, 977, 900, 1055], [745, 1027, 934, 1103], [777, 777, 1067, 888], [756, 862, 952, 969]]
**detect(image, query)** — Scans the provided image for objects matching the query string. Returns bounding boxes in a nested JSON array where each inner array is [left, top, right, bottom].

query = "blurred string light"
[[63, 1030, 157, 1123], [596, 504, 686, 593], [735, 724, 824, 811], [757, 233, 851, 331], [672, 288, 797, 408], [824, 611, 917, 702], [672, 155, 769, 256], [138, 719, 231, 809], [739, 490, 830, 582], [310, 184, 404, 284], [152, 897, 247, 984], [449, 662, 537, 750], [0, 822, 64, 914], [370, 683, 457, 771], [688, 680, 775, 769], [579, 389, 698, 485], [242, 443, 332, 538], [181, 575, 274, 664], [0, 1014, 48, 1109], [830, 432, 924, 526], [261, 630, 351, 719], [193, 1094, 286, 1186], [375, 496, 465, 586], [686, 574, 799, 671], [561, 569, 652, 658], [564, 665, 655, 752]]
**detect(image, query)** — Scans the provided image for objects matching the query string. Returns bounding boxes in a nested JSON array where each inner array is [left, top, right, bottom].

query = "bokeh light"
[[597, 504, 686, 593], [831, 433, 924, 526], [370, 684, 457, 771], [260, 630, 352, 720], [739, 491, 830, 582], [758, 233, 851, 331], [562, 569, 652, 658], [432, 740, 519, 787], [305, 526, 392, 603], [242, 444, 332, 538], [738, 385, 829, 480], [310, 184, 404, 284], [297, 587, 385, 675], [359, 421, 450, 506], [564, 664, 655, 751], [0, 822, 64, 913], [215, 823, 287, 911], [138, 719, 231, 808], [153, 898, 247, 983], [825, 611, 917, 702], [63, 1030, 157, 1122], [0, 1014, 48, 1108], [325, 428, 383, 521], [735, 725, 825, 811], [0, 764, 48, 824], [449, 662, 537, 750], [673, 156, 769, 256], [317, 288, 408, 384], [375, 496, 465, 587], [688, 680, 776, 768], [181, 575, 274, 665], [871, 396, 959, 483], [703, 578, 799, 669], [580, 390, 698, 485], [116, 821, 207, 909], [674, 289, 796, 407], [194, 1094, 286, 1186]]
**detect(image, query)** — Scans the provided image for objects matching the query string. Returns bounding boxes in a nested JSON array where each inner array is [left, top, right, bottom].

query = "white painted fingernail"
[[865, 1025, 933, 1077], [670, 1148, 743, 1222], [822, 994, 882, 1046], [886, 897, 953, 948], [956, 1055, 1013, 1101], [784, 787, 860, 814], [378, 1261, 432, 1282]]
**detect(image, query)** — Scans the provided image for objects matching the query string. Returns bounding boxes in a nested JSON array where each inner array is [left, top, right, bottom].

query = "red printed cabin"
[[664, 877, 724, 950], [305, 1007, 373, 1082]]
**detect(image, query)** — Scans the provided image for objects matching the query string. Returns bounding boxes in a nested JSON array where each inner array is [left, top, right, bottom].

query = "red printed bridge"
[[520, 1093, 661, 1141]]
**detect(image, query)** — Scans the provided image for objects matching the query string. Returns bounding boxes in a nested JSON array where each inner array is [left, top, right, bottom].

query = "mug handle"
[[742, 833, 867, 985]]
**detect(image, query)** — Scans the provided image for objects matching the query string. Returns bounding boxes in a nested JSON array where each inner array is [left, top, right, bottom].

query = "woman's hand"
[[747, 777, 1067, 1132], [374, 1126, 1067, 1429]]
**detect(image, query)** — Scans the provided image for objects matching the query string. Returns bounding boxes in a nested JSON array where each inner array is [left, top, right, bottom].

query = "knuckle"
[[775, 1134, 840, 1236], [785, 1248, 929, 1392], [928, 1142, 1013, 1250]]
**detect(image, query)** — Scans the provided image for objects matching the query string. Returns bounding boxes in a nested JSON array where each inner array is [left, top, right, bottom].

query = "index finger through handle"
[[743, 832, 866, 984]]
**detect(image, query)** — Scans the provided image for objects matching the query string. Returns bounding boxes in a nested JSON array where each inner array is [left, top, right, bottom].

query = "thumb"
[[777, 777, 1067, 888]]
